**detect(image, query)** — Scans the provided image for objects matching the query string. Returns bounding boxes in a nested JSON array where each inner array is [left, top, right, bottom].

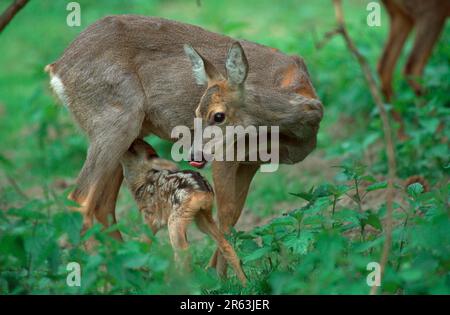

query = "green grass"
[[0, 0, 449, 294]]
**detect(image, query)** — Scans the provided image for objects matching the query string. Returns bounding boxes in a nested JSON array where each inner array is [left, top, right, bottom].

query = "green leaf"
[[366, 181, 387, 192], [122, 253, 150, 269], [269, 216, 297, 227], [0, 234, 26, 265], [366, 212, 382, 230], [240, 239, 260, 252], [420, 118, 440, 134], [283, 231, 314, 255], [407, 183, 424, 197], [362, 132, 379, 149], [400, 269, 423, 282], [243, 246, 271, 263], [148, 255, 170, 273], [353, 236, 384, 253], [0, 154, 13, 170], [333, 209, 360, 223], [81, 223, 102, 242], [289, 192, 313, 202], [314, 184, 334, 197], [359, 210, 383, 231], [360, 175, 376, 183], [7, 207, 46, 220], [53, 211, 83, 245]]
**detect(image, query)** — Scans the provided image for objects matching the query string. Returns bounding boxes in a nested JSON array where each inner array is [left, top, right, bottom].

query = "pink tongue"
[[189, 161, 206, 169]]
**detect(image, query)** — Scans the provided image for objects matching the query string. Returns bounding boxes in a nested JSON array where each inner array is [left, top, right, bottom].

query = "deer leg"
[[68, 107, 144, 241], [141, 210, 161, 244], [209, 161, 259, 278], [403, 15, 447, 96], [92, 164, 124, 241], [377, 3, 413, 101], [167, 213, 192, 270], [196, 211, 247, 285], [377, 8, 413, 139]]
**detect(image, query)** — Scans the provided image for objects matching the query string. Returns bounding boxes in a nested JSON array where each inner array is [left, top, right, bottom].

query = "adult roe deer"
[[46, 15, 323, 278]]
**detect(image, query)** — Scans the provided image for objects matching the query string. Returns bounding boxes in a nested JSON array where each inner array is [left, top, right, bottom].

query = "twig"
[[312, 26, 341, 50], [49, 187, 66, 212], [6, 174, 29, 201], [354, 178, 364, 213], [0, 0, 29, 33], [396, 214, 409, 271], [324, 0, 397, 295]]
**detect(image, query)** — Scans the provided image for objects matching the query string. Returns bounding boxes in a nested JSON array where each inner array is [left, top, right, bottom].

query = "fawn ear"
[[184, 44, 222, 85], [151, 158, 179, 172], [225, 42, 248, 87]]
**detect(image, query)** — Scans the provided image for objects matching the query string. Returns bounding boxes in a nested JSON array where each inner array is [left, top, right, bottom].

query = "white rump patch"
[[50, 74, 68, 105]]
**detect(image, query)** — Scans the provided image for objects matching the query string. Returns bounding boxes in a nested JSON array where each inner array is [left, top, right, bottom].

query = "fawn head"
[[184, 42, 323, 167], [121, 139, 179, 186]]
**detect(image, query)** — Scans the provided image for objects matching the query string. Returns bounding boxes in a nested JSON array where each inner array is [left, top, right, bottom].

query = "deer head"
[[184, 42, 323, 168]]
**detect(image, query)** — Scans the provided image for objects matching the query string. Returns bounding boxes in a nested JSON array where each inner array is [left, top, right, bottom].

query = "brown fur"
[[279, 64, 316, 98]]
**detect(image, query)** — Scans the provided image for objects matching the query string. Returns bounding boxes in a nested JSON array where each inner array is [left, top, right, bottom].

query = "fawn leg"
[[167, 214, 192, 269], [142, 210, 161, 244], [196, 211, 247, 286], [210, 161, 259, 278]]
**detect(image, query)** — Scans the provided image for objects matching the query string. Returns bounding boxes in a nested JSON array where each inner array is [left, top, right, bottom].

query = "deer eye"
[[213, 112, 226, 124]]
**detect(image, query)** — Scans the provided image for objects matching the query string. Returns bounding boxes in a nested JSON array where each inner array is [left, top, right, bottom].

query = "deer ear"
[[150, 158, 179, 172], [225, 42, 248, 87], [184, 44, 222, 85]]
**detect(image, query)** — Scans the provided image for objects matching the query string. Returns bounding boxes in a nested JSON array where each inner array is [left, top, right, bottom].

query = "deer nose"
[[189, 147, 204, 162], [189, 148, 196, 161], [188, 147, 207, 169]]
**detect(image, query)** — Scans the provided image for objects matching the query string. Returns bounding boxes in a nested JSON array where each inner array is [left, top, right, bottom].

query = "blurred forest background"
[[0, 0, 448, 294]]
